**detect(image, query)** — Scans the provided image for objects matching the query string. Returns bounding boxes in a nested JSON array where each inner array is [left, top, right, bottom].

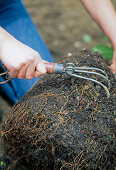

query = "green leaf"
[[92, 44, 113, 60]]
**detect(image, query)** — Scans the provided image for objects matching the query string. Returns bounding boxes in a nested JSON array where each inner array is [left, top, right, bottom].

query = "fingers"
[[17, 63, 28, 79], [34, 61, 46, 78], [8, 53, 47, 79], [8, 66, 19, 78], [110, 63, 116, 74], [110, 52, 116, 74], [25, 60, 36, 80]]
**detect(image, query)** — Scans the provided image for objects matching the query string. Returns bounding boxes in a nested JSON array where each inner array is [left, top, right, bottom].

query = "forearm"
[[0, 26, 13, 56], [81, 0, 116, 48], [0, 26, 9, 42], [0, 26, 46, 79]]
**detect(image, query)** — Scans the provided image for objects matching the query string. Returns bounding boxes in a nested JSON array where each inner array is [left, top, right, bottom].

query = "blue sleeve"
[[0, 0, 54, 103]]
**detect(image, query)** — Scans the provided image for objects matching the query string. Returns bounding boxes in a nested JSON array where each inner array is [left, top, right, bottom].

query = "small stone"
[[67, 52, 72, 57]]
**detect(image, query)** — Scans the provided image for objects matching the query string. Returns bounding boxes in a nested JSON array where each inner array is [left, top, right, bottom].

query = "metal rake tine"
[[74, 69, 110, 89], [74, 67, 108, 77], [68, 72, 110, 98]]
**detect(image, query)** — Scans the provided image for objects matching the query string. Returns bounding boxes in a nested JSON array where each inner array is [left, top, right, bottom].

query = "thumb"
[[110, 63, 116, 74], [34, 61, 46, 78], [110, 52, 116, 74]]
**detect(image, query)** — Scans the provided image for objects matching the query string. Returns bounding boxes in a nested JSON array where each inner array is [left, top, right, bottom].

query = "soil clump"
[[2, 50, 116, 170]]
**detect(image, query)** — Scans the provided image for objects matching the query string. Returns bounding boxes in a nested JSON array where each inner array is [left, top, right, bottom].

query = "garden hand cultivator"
[[0, 62, 110, 97], [45, 62, 110, 97]]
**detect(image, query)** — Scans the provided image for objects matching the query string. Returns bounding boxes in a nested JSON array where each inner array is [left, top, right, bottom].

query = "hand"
[[0, 28, 46, 79], [110, 49, 116, 74]]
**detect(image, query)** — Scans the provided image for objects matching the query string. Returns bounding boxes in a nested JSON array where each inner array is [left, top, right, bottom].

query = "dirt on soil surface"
[[2, 50, 116, 170], [0, 0, 116, 169]]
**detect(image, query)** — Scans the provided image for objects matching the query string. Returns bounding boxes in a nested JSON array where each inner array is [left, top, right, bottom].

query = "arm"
[[0, 26, 46, 79], [81, 0, 116, 74]]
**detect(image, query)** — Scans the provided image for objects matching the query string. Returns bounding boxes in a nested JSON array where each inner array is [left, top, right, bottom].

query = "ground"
[[0, 0, 116, 169]]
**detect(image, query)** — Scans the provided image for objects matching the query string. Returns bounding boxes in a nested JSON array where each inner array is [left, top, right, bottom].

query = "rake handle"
[[45, 62, 55, 74], [45, 62, 63, 74]]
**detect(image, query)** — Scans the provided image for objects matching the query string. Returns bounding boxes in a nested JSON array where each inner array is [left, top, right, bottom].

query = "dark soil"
[[0, 1, 116, 169], [2, 50, 116, 170]]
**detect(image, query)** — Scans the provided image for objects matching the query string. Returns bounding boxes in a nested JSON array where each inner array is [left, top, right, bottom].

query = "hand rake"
[[45, 62, 110, 98], [0, 62, 110, 98]]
